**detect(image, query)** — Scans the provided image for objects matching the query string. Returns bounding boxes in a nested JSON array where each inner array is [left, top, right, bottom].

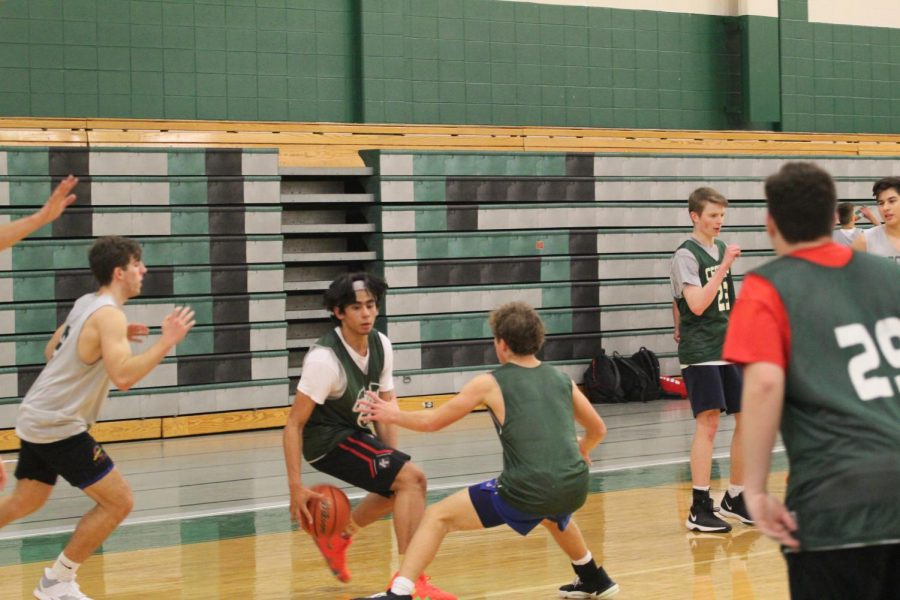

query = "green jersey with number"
[[676, 238, 736, 364], [302, 329, 385, 461], [491, 363, 589, 515], [752, 252, 900, 550]]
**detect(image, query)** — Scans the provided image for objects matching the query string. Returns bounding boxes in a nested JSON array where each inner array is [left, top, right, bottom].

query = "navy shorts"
[[468, 479, 572, 536], [311, 431, 410, 498], [15, 431, 114, 489], [682, 364, 743, 417]]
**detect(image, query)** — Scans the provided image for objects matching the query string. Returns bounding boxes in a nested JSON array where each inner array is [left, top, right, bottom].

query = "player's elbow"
[[588, 421, 607, 443], [421, 417, 443, 433], [110, 375, 134, 391]]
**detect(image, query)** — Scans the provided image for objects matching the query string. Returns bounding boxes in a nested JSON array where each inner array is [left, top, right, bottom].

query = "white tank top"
[[863, 225, 900, 262], [16, 293, 119, 444]]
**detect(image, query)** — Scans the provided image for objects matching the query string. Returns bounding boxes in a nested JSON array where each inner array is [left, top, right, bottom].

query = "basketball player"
[[852, 176, 900, 261], [670, 187, 752, 533], [352, 302, 618, 600], [0, 175, 78, 252], [282, 272, 452, 600], [724, 162, 900, 599], [0, 235, 195, 600]]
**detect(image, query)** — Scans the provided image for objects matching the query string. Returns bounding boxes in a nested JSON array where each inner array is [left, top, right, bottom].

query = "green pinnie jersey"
[[676, 238, 736, 364], [752, 252, 900, 550], [302, 328, 384, 462], [490, 363, 589, 516]]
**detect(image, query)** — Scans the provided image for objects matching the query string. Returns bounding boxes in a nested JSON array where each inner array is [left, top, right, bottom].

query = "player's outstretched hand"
[[126, 323, 149, 343], [37, 175, 78, 225], [745, 491, 799, 549], [161, 306, 195, 346], [355, 391, 400, 425], [289, 484, 325, 530]]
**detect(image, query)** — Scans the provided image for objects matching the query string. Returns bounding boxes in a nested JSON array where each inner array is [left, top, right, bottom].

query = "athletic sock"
[[572, 555, 600, 587], [50, 552, 80, 581], [572, 551, 593, 566], [728, 484, 744, 498], [391, 575, 415, 595], [692, 486, 710, 504]]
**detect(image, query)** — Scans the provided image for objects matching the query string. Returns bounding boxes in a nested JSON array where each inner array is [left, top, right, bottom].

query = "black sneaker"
[[686, 496, 732, 533], [352, 592, 412, 600], [558, 566, 620, 599], [719, 491, 754, 525]]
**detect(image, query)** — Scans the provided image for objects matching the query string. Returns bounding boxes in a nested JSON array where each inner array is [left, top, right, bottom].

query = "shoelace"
[[418, 575, 442, 593]]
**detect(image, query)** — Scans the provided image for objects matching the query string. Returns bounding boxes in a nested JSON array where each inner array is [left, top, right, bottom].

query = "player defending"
[[0, 236, 195, 600], [724, 162, 900, 599], [670, 187, 752, 533], [353, 302, 618, 600], [282, 272, 451, 600]]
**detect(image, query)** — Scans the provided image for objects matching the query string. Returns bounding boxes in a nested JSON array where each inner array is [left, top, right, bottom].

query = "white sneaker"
[[33, 568, 93, 600]]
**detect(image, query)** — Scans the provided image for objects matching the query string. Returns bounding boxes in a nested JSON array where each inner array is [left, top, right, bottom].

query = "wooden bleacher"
[[4, 117, 900, 166]]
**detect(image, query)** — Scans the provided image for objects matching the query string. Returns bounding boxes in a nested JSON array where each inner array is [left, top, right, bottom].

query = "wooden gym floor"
[[0, 400, 789, 599]]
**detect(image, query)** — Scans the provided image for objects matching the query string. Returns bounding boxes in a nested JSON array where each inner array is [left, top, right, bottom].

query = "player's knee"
[[393, 462, 427, 493], [108, 487, 134, 522], [422, 502, 455, 532], [696, 411, 720, 437]]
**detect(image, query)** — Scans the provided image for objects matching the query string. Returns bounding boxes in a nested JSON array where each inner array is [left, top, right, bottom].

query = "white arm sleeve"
[[297, 347, 345, 405], [377, 332, 395, 393]]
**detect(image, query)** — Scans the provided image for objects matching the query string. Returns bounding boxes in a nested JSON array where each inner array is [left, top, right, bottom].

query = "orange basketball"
[[305, 484, 350, 538]]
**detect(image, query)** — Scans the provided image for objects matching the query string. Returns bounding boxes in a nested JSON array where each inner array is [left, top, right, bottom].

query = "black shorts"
[[15, 431, 114, 489], [785, 543, 900, 600], [682, 364, 742, 417], [311, 431, 411, 498]]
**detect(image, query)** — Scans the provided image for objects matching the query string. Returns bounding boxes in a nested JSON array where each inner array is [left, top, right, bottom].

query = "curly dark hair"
[[323, 272, 388, 323], [89, 236, 142, 286], [488, 301, 545, 356], [764, 162, 836, 243]]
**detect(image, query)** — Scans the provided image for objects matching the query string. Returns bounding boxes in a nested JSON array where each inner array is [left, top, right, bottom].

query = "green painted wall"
[[359, 0, 741, 129], [0, 0, 359, 122], [779, 0, 900, 132], [740, 15, 781, 125], [0, 0, 897, 133]]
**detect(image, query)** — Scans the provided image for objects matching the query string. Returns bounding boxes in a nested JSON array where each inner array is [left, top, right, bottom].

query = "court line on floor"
[[0, 448, 784, 542], [479, 548, 781, 598]]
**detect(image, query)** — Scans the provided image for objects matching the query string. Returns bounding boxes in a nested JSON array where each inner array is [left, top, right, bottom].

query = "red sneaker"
[[414, 573, 456, 600], [314, 533, 352, 582], [389, 572, 456, 600]]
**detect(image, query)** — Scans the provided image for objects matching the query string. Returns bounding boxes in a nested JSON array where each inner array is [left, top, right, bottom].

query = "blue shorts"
[[468, 479, 572, 536], [682, 364, 742, 417]]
